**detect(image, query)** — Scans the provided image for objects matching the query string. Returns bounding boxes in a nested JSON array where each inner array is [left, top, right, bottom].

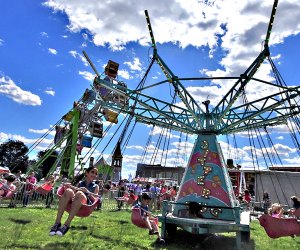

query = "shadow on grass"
[[5, 243, 38, 250], [9, 218, 32, 224], [159, 230, 255, 250], [43, 242, 78, 250], [6, 242, 78, 250], [71, 225, 88, 231], [90, 233, 149, 250]]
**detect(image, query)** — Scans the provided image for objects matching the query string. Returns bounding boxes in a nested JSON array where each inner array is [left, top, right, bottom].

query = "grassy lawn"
[[1, 207, 300, 250]]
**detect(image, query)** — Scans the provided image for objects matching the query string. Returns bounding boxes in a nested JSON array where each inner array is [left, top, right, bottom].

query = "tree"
[[37, 149, 59, 178], [0, 140, 29, 173]]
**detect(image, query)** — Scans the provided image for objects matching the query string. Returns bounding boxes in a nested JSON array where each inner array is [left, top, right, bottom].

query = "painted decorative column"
[[173, 134, 238, 221]]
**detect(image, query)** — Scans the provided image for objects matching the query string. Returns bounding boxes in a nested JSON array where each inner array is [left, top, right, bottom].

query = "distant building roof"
[[269, 166, 300, 171], [94, 157, 109, 167]]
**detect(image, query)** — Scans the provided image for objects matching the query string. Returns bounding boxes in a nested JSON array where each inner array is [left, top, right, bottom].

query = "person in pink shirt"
[[22, 171, 37, 207], [243, 189, 251, 204], [268, 203, 284, 218], [0, 174, 16, 198]]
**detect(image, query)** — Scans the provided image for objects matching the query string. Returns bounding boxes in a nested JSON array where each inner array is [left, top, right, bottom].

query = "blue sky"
[[1, 0, 300, 179]]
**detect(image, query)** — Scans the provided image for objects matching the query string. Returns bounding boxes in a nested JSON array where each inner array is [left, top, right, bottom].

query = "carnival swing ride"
[[17, 0, 300, 246]]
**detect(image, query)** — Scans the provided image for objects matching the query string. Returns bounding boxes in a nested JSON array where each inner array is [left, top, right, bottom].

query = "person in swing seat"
[[0, 174, 16, 198], [187, 202, 204, 219], [291, 196, 300, 210], [268, 203, 284, 218], [262, 192, 271, 213], [49, 167, 99, 236], [288, 196, 300, 217], [134, 193, 164, 243]]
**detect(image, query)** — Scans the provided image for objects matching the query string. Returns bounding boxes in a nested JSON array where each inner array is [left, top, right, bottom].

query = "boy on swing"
[[134, 193, 163, 242]]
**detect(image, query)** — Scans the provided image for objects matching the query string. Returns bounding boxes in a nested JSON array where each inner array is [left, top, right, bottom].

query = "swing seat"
[[0, 183, 14, 199], [258, 214, 300, 238], [54, 126, 66, 145], [62, 111, 74, 121], [127, 195, 138, 205], [35, 183, 53, 195], [116, 193, 138, 205], [82, 89, 96, 103], [105, 60, 119, 78], [0, 191, 13, 199], [57, 186, 100, 217], [81, 135, 93, 148], [89, 121, 103, 138], [131, 207, 158, 229], [103, 109, 118, 124]]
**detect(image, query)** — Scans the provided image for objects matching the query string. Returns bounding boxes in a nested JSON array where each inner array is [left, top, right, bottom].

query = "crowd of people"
[[111, 181, 178, 211], [235, 188, 300, 220], [0, 170, 58, 207], [0, 169, 178, 210]]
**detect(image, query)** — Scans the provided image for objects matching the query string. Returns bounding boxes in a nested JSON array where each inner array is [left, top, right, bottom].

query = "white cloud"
[[0, 75, 42, 106], [28, 128, 56, 138], [0, 38, 4, 46], [29, 128, 52, 134], [43, 0, 224, 51], [186, 85, 222, 107], [283, 157, 300, 164], [42, 0, 300, 113], [48, 48, 58, 55], [118, 69, 130, 80], [69, 50, 77, 58], [40, 31, 48, 38], [44, 88, 55, 96], [69, 50, 88, 66], [42, 0, 300, 56], [0, 131, 48, 145], [124, 57, 142, 71], [79, 70, 95, 81]]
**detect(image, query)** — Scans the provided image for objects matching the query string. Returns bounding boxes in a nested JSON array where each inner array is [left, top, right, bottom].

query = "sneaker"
[[49, 223, 61, 236], [156, 238, 165, 244], [149, 229, 159, 235], [56, 225, 69, 236]]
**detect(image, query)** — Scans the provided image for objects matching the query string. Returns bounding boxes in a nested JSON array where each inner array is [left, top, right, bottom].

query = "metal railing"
[[0, 187, 163, 213]]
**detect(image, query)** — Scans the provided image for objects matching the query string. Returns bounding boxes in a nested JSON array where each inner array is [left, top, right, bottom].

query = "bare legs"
[[150, 218, 159, 233], [55, 188, 87, 227], [144, 217, 152, 231]]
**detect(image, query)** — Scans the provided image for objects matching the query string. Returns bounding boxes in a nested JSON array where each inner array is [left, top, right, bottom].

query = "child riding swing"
[[49, 166, 100, 236], [132, 193, 165, 244]]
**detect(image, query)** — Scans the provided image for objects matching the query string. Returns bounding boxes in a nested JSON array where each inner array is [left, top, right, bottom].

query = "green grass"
[[1, 207, 300, 250]]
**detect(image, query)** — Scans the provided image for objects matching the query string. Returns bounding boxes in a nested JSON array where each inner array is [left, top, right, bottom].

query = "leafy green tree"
[[37, 149, 59, 177], [0, 140, 29, 173]]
